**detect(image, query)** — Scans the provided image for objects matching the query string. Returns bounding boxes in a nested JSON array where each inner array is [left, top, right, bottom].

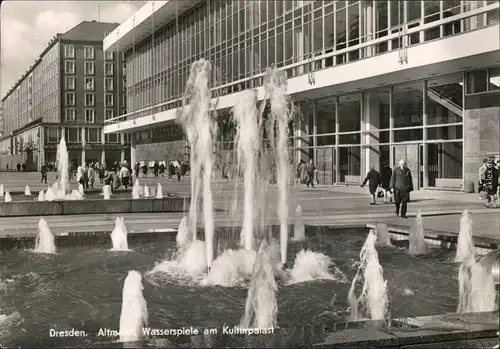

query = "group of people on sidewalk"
[[361, 159, 413, 218], [478, 156, 500, 208]]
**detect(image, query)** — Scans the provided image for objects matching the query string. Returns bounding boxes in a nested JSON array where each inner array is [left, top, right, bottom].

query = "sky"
[[0, 0, 146, 99]]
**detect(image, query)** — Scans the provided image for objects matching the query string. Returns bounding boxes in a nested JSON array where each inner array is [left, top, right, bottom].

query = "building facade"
[[103, 0, 500, 190], [0, 21, 129, 171]]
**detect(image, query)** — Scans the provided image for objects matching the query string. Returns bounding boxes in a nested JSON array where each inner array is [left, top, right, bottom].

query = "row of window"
[[63, 45, 116, 61], [64, 61, 115, 76], [64, 76, 118, 92], [64, 108, 116, 123], [64, 92, 115, 107]]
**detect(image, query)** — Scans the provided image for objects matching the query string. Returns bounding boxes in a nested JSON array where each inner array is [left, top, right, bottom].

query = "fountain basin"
[[0, 197, 190, 217], [1, 225, 498, 348]]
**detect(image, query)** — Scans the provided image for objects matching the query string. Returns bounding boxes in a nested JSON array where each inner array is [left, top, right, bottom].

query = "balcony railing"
[[105, 3, 499, 127]]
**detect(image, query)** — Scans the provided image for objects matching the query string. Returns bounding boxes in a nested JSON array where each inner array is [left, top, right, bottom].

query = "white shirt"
[[120, 166, 130, 178]]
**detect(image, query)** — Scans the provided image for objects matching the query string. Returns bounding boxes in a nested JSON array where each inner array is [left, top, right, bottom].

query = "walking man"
[[40, 163, 48, 184], [380, 161, 393, 203], [361, 164, 381, 205], [306, 159, 316, 188], [390, 159, 414, 219]]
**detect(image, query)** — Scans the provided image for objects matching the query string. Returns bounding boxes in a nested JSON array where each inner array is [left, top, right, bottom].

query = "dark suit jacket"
[[362, 169, 381, 193], [390, 166, 414, 193]]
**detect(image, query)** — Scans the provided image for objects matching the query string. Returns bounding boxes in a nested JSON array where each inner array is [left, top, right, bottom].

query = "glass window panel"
[[324, 13, 334, 51], [284, 29, 293, 63], [316, 97, 336, 134], [407, 1, 421, 22], [393, 128, 423, 142], [427, 73, 463, 124], [339, 133, 361, 145], [370, 89, 390, 129], [313, 18, 323, 52], [338, 93, 360, 132], [488, 67, 500, 91], [276, 28, 284, 66], [317, 135, 336, 146], [347, 3, 359, 61], [426, 142, 463, 184], [466, 70, 488, 94], [427, 125, 463, 140], [339, 146, 361, 181], [393, 82, 424, 128]]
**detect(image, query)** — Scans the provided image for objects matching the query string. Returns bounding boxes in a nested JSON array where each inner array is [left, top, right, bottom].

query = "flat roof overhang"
[[103, 0, 201, 53]]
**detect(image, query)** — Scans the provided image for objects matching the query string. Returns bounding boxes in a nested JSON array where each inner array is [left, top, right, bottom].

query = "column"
[[120, 133, 125, 163], [312, 100, 317, 162], [363, 92, 380, 174], [81, 127, 86, 165], [363, 1, 374, 57], [38, 126, 45, 171], [389, 87, 394, 167], [334, 97, 340, 184], [101, 128, 106, 165], [422, 80, 429, 187], [130, 133, 136, 173]]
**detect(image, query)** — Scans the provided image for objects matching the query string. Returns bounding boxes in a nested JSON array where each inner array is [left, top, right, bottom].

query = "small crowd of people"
[[477, 156, 500, 207], [133, 160, 188, 181], [296, 159, 317, 188]]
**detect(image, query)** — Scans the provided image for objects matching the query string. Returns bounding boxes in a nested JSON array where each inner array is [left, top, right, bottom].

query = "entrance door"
[[393, 144, 421, 190], [316, 147, 335, 185]]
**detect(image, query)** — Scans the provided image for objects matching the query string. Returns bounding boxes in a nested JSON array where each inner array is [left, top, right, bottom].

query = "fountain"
[[479, 249, 500, 284], [293, 205, 305, 242], [240, 239, 278, 329], [156, 183, 163, 199], [45, 187, 56, 201], [24, 185, 31, 196], [111, 217, 129, 251], [408, 211, 427, 255], [176, 216, 190, 247], [53, 137, 72, 199], [4, 191, 12, 202], [34, 218, 56, 254], [176, 59, 217, 272], [78, 184, 84, 195], [287, 249, 347, 285], [143, 185, 150, 198], [0, 183, 3, 197], [348, 230, 389, 321], [102, 185, 112, 200], [265, 68, 292, 269], [232, 91, 261, 251], [375, 223, 392, 246], [132, 184, 140, 199], [119, 270, 148, 343], [37, 190, 45, 202], [457, 257, 497, 313], [455, 209, 475, 262]]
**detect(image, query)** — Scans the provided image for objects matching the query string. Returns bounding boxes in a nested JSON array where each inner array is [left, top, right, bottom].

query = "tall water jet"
[[55, 137, 71, 198], [409, 211, 427, 255], [102, 185, 111, 200], [375, 223, 392, 247], [0, 183, 3, 197], [156, 183, 163, 199], [240, 239, 278, 329], [111, 217, 129, 251], [119, 270, 148, 343], [479, 249, 500, 284], [37, 190, 45, 202], [78, 184, 84, 195], [265, 68, 292, 268], [4, 192, 12, 202], [293, 205, 305, 241], [287, 249, 347, 285], [176, 59, 217, 271], [457, 258, 497, 313], [143, 185, 150, 198], [176, 216, 190, 247], [455, 209, 476, 262], [232, 91, 260, 251], [34, 218, 56, 254], [348, 230, 388, 321], [25, 185, 31, 196]]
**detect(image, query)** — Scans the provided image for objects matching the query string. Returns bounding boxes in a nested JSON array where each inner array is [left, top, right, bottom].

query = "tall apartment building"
[[104, 0, 500, 191], [0, 20, 129, 171]]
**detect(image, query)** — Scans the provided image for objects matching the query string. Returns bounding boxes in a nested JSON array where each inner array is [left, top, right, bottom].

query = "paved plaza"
[[0, 172, 498, 242]]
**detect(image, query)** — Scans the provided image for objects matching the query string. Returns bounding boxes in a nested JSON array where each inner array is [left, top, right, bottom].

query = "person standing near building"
[[361, 164, 381, 205], [478, 158, 488, 199], [390, 159, 414, 219], [120, 162, 131, 189], [380, 161, 393, 204], [40, 163, 48, 184], [483, 159, 499, 208], [306, 159, 316, 188]]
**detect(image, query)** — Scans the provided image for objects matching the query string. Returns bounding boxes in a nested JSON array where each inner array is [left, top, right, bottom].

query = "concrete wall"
[[136, 140, 185, 162], [464, 106, 500, 190]]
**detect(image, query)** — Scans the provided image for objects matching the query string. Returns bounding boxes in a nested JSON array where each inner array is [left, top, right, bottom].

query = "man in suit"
[[390, 159, 414, 219]]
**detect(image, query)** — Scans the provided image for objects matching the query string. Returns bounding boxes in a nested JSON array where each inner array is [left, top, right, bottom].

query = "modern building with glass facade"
[[0, 21, 129, 171], [103, 0, 500, 191]]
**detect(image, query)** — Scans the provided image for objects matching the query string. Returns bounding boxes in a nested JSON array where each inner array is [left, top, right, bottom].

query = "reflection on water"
[[0, 228, 458, 347]]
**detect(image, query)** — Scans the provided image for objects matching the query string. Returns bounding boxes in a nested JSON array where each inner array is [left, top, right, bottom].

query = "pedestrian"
[[306, 159, 316, 188], [88, 164, 95, 189], [299, 160, 307, 184], [361, 164, 382, 205], [134, 161, 140, 180], [380, 161, 393, 204], [159, 162, 165, 177], [120, 162, 131, 188], [153, 161, 159, 177], [478, 158, 488, 199], [390, 159, 414, 219], [40, 163, 48, 184], [99, 165, 105, 184], [483, 159, 499, 208], [142, 162, 148, 178]]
